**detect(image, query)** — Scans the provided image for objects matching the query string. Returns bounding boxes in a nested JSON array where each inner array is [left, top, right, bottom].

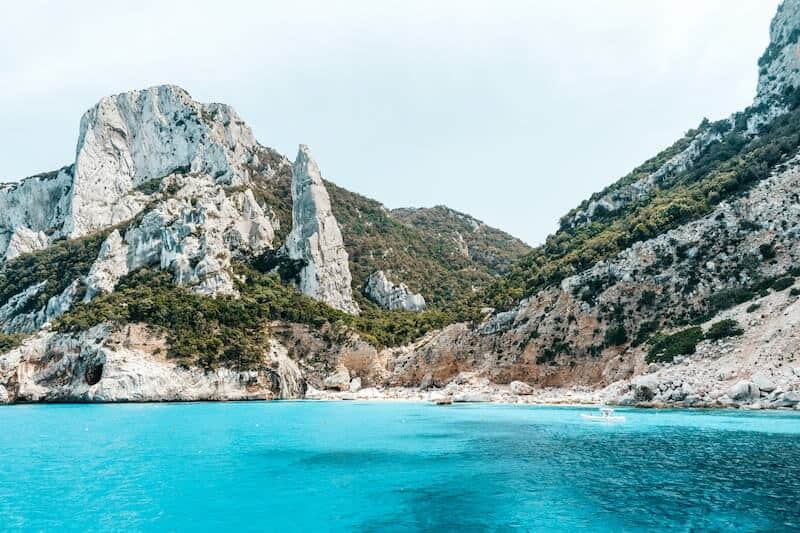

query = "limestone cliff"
[[283, 145, 359, 314], [64, 85, 259, 238]]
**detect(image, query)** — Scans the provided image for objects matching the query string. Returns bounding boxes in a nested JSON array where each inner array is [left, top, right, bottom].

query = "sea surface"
[[1, 402, 799, 532]]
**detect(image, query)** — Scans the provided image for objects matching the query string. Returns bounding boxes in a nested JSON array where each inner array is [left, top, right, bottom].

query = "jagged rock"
[[776, 391, 800, 407], [364, 270, 426, 311], [283, 145, 359, 314], [755, 0, 800, 107], [0, 167, 72, 261], [323, 367, 351, 391], [0, 282, 46, 328], [84, 230, 129, 301], [5, 227, 49, 261], [64, 85, 259, 239], [728, 380, 761, 402], [510, 381, 533, 395], [632, 375, 660, 402]]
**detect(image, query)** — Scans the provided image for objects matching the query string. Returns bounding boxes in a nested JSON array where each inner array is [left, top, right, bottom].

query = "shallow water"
[[1, 402, 799, 532]]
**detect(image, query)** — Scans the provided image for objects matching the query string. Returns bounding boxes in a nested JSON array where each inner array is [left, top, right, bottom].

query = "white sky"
[[0, 0, 782, 245]]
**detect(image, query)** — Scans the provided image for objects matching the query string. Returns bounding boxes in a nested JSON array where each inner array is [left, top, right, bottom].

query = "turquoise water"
[[1, 403, 799, 532]]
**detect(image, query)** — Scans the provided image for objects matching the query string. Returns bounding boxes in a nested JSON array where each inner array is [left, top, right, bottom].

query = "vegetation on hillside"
[[0, 333, 23, 353], [0, 231, 108, 313], [327, 181, 530, 308], [705, 319, 744, 341], [391, 206, 530, 275], [485, 93, 800, 310], [55, 265, 478, 370], [249, 167, 530, 310], [646, 327, 704, 363]]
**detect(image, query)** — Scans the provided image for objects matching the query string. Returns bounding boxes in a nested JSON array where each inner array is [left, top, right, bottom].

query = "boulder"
[[632, 375, 659, 402], [776, 391, 800, 407], [728, 380, 761, 402], [323, 368, 351, 391], [349, 377, 362, 393], [510, 381, 533, 395], [751, 372, 777, 393], [453, 392, 491, 403]]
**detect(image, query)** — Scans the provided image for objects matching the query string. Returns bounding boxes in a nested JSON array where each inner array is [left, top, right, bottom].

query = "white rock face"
[[364, 270, 426, 312], [5, 227, 49, 261], [283, 145, 359, 314], [84, 230, 129, 301], [0, 324, 305, 403], [0, 85, 285, 335], [63, 85, 259, 239], [0, 167, 72, 260]]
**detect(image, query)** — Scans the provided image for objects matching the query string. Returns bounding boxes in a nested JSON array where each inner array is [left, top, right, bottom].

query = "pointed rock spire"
[[283, 145, 359, 314]]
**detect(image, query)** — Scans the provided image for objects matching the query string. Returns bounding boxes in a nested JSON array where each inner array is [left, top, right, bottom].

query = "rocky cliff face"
[[283, 145, 359, 314], [0, 167, 72, 260], [0, 323, 305, 403], [756, 0, 800, 107], [364, 270, 426, 311], [65, 85, 259, 238]]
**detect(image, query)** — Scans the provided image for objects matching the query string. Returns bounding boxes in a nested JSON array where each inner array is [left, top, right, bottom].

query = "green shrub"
[[637, 290, 657, 308], [759, 243, 776, 260], [772, 276, 795, 291], [646, 327, 704, 364], [632, 320, 659, 347], [55, 265, 477, 371], [0, 333, 23, 353], [746, 303, 761, 313], [705, 319, 744, 341], [790, 287, 800, 297], [0, 231, 109, 314], [603, 325, 628, 347], [708, 287, 756, 314]]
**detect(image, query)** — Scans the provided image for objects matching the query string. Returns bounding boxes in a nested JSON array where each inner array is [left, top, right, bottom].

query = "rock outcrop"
[[0, 167, 72, 260], [0, 324, 305, 402], [364, 270, 426, 311], [756, 0, 800, 107], [283, 145, 359, 314], [64, 85, 259, 239]]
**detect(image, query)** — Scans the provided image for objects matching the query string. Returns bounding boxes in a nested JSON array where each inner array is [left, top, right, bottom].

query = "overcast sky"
[[0, 0, 781, 245]]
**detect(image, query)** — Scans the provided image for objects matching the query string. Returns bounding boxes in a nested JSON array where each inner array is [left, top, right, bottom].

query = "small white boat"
[[581, 407, 625, 423]]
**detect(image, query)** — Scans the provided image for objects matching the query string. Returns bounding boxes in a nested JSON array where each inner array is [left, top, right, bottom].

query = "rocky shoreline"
[[304, 380, 800, 411]]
